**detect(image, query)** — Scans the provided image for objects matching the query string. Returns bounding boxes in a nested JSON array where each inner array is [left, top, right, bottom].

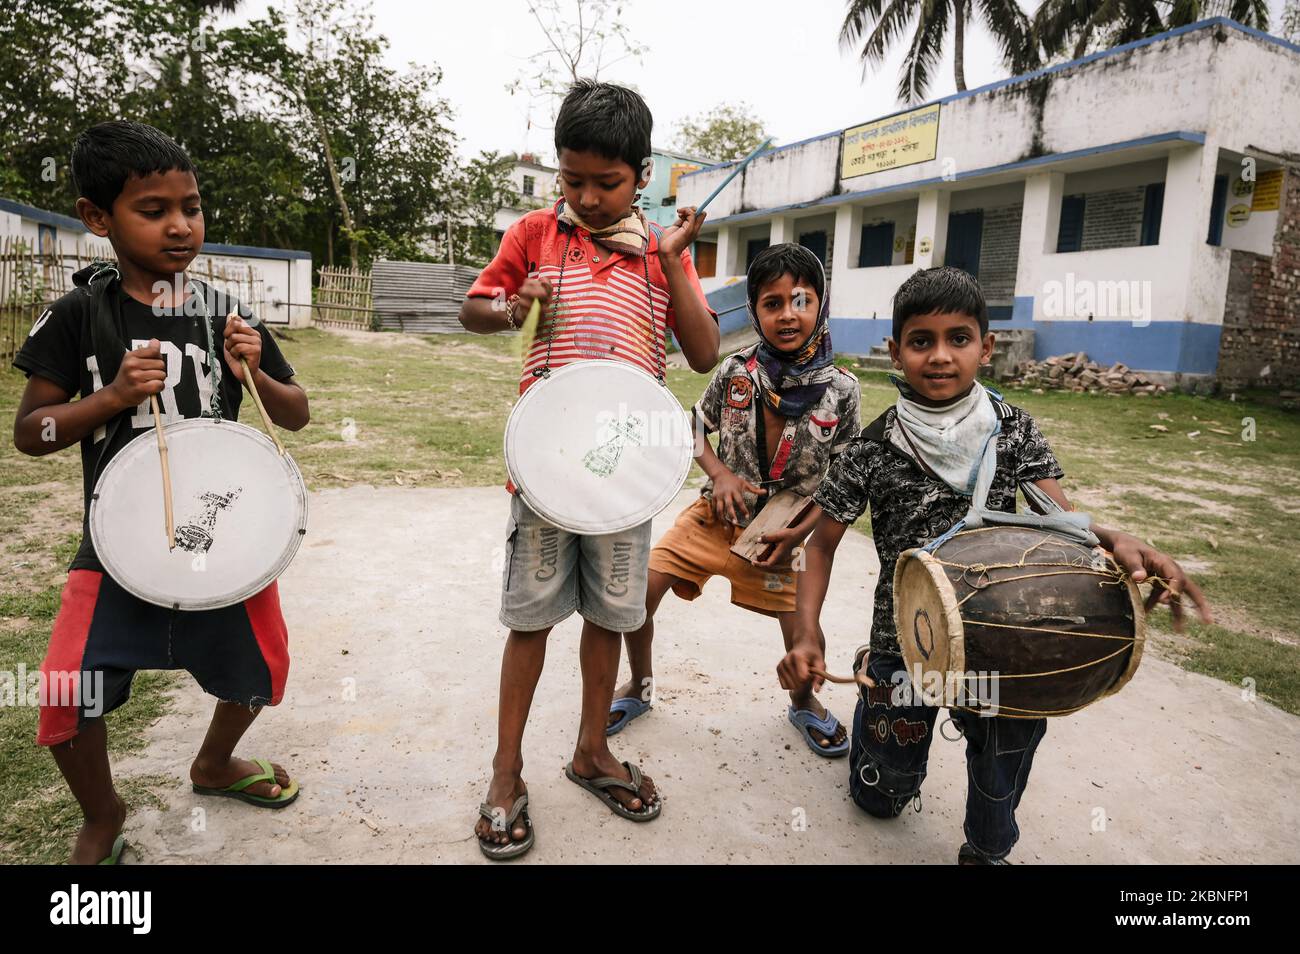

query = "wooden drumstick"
[[810, 666, 873, 688], [149, 392, 175, 550], [228, 312, 286, 456]]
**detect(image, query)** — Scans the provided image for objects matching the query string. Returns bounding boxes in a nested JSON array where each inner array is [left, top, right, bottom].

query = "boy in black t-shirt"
[[12, 121, 310, 864], [777, 267, 1211, 864]]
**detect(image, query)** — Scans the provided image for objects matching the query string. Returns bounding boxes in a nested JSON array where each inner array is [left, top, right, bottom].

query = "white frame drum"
[[89, 418, 308, 610], [503, 361, 695, 535]]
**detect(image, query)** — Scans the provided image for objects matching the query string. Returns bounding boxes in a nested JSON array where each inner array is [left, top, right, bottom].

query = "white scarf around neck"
[[889, 379, 1000, 505]]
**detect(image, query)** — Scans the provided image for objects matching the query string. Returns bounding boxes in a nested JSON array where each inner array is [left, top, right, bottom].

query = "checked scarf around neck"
[[746, 253, 837, 419], [556, 199, 649, 257]]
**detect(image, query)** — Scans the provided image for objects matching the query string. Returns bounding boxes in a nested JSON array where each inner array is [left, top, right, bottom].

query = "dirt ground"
[[111, 486, 1300, 864]]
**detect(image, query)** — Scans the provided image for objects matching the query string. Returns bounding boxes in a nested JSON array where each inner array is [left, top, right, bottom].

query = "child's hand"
[[657, 206, 706, 260], [515, 277, 553, 323], [222, 315, 261, 383], [1108, 532, 1213, 633], [777, 642, 825, 692], [753, 526, 803, 567], [712, 469, 764, 524], [110, 340, 166, 406]]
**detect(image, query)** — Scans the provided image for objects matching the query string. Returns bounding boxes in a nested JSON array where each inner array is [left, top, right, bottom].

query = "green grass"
[[839, 365, 1300, 714], [0, 535, 177, 864], [2, 327, 1298, 862]]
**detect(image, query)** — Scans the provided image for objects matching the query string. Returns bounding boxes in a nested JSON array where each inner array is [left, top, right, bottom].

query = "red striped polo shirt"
[[468, 199, 715, 393]]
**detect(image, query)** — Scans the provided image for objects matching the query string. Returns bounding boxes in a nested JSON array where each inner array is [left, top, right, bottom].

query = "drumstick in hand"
[[149, 393, 175, 550], [810, 666, 874, 688], [228, 312, 287, 456]]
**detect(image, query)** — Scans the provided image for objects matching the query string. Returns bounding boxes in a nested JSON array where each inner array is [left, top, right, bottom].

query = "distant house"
[[637, 146, 714, 229], [678, 18, 1300, 390], [493, 146, 713, 234], [494, 153, 559, 240], [0, 196, 313, 327]]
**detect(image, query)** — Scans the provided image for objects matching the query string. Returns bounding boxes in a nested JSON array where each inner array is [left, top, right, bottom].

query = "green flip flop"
[[193, 757, 300, 809], [97, 834, 127, 865]]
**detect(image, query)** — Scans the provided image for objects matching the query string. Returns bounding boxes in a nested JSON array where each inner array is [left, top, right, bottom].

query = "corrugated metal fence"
[[370, 260, 480, 333]]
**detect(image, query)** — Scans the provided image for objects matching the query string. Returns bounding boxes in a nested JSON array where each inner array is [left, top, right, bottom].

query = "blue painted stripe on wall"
[[1011, 296, 1035, 326], [829, 317, 894, 356], [1031, 320, 1222, 374], [829, 316, 1223, 374]]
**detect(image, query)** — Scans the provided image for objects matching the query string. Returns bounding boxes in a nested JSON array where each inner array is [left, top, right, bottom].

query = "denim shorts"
[[499, 493, 652, 633]]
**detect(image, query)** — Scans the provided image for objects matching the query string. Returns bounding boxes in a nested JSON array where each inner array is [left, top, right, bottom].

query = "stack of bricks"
[[1216, 162, 1300, 391], [1011, 352, 1168, 396]]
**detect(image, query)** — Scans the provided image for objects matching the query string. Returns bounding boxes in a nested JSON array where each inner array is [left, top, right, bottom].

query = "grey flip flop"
[[477, 791, 534, 860], [564, 760, 662, 822]]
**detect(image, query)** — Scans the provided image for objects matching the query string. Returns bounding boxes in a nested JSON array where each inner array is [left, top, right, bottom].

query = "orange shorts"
[[649, 496, 797, 616]]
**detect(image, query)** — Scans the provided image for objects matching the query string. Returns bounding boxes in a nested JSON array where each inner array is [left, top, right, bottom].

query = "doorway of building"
[[798, 229, 828, 266], [945, 210, 983, 276]]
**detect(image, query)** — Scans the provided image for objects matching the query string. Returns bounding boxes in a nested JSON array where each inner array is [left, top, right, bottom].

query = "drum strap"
[[185, 278, 226, 420], [537, 206, 666, 383], [78, 263, 131, 488]]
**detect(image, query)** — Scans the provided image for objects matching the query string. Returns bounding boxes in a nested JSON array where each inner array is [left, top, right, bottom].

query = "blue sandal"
[[788, 705, 850, 758], [606, 697, 652, 736]]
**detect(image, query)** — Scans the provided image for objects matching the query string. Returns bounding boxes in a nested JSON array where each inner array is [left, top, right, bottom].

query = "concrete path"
[[114, 486, 1300, 864]]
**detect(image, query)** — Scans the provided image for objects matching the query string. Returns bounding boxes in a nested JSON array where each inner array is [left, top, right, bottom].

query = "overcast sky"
[[235, 0, 1292, 162]]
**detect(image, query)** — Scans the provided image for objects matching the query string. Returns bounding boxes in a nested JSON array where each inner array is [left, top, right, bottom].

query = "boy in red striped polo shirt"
[[459, 79, 719, 859]]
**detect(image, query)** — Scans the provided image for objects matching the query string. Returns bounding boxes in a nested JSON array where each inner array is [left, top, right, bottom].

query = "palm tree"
[[182, 0, 242, 89], [1163, 0, 1269, 29], [1033, 0, 1268, 61], [841, 0, 1039, 105]]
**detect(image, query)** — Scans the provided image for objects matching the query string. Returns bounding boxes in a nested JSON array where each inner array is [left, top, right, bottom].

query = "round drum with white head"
[[90, 418, 308, 610], [504, 361, 694, 534]]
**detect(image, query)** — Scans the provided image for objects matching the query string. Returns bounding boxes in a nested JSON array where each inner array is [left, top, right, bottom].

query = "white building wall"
[[678, 21, 1300, 376], [0, 201, 313, 327]]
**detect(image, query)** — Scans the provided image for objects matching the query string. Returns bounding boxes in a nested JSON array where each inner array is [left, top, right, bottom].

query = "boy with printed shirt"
[[12, 121, 310, 864], [458, 80, 719, 859], [606, 244, 862, 757], [776, 266, 1211, 864]]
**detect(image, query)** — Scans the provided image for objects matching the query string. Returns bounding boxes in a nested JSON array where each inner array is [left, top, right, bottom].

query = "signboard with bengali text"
[[841, 104, 941, 179]]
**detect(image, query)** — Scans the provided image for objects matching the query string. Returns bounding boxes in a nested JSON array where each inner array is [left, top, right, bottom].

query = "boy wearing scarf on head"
[[777, 266, 1211, 864], [607, 244, 862, 756]]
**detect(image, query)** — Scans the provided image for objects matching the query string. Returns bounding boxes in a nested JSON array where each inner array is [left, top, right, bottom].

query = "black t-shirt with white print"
[[13, 284, 295, 573]]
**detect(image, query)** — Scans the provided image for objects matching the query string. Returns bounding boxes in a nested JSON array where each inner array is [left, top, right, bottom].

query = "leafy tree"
[[840, 0, 1038, 104], [227, 0, 459, 268], [0, 0, 134, 211], [507, 0, 648, 128], [1032, 0, 1269, 61], [672, 104, 770, 162]]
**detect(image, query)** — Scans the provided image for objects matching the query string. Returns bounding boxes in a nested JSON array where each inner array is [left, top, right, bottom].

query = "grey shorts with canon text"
[[499, 493, 651, 632]]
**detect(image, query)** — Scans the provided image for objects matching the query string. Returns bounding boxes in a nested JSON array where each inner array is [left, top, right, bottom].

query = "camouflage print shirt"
[[694, 345, 862, 528], [814, 399, 1064, 658]]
